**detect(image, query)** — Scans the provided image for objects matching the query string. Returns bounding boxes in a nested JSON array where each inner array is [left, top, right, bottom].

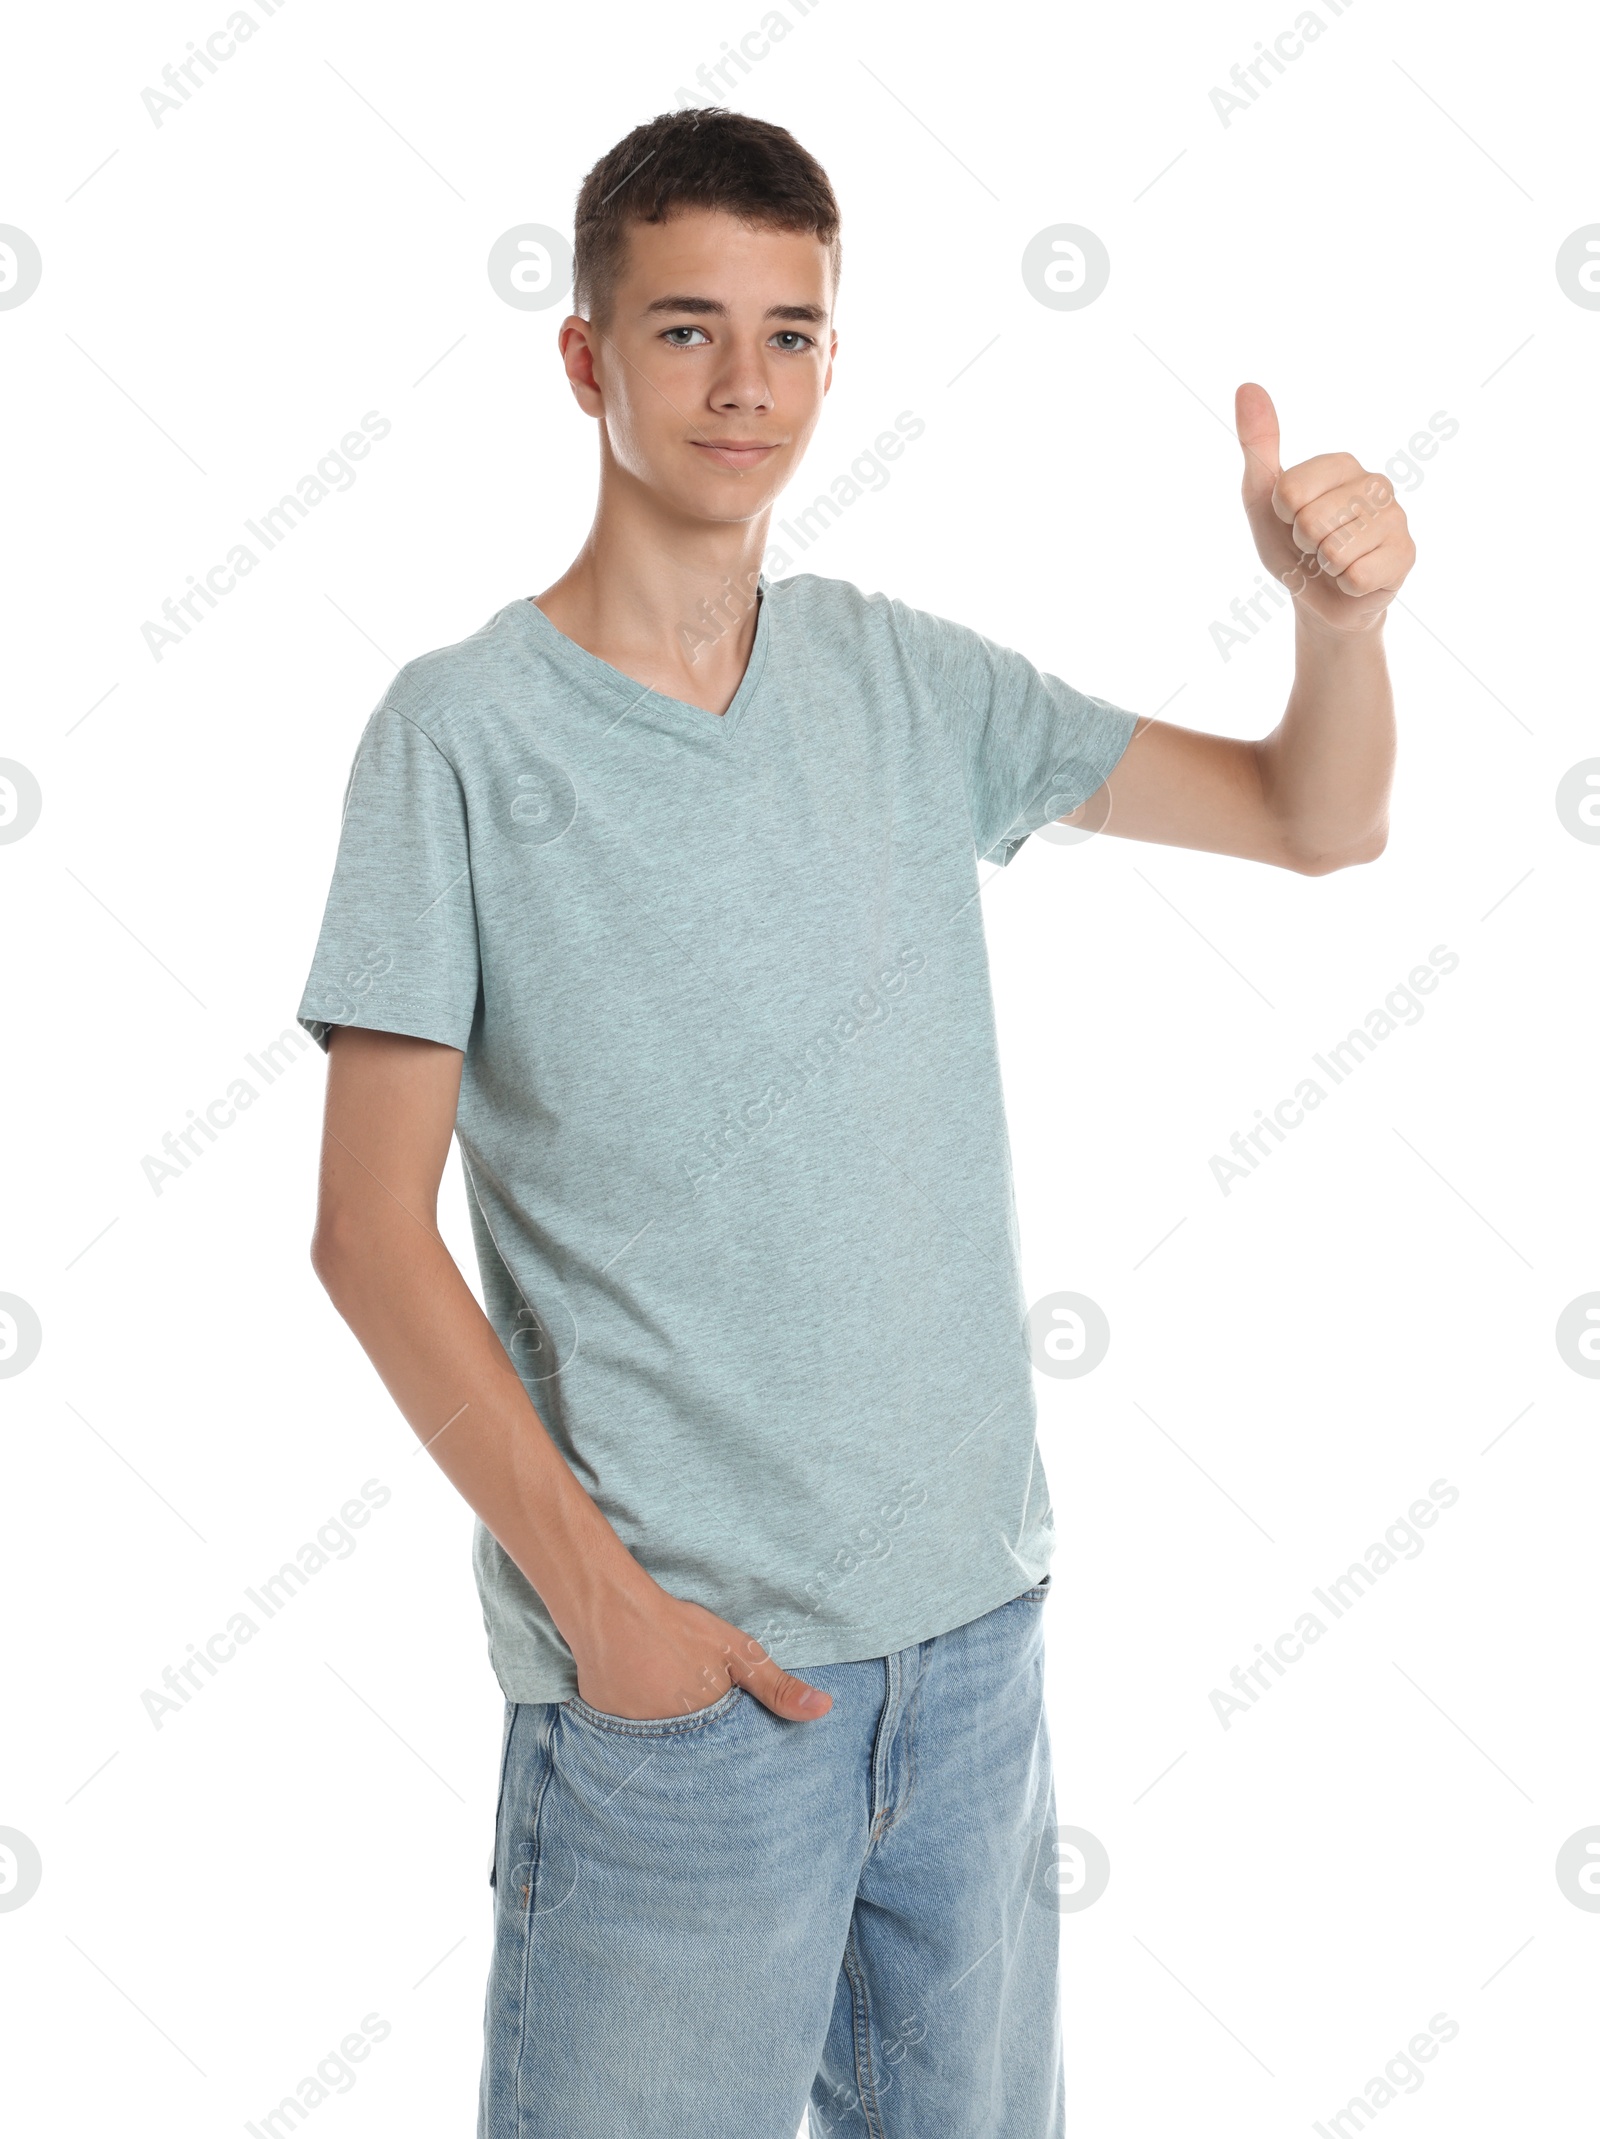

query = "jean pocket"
[[561, 1681, 745, 1738]]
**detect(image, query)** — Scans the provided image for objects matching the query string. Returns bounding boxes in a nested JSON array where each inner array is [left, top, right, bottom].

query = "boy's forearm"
[[1253, 611, 1396, 871], [313, 1217, 650, 1654]]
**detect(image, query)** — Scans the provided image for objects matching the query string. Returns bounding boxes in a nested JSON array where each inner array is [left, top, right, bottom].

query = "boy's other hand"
[[1235, 381, 1416, 633], [569, 1573, 834, 1724]]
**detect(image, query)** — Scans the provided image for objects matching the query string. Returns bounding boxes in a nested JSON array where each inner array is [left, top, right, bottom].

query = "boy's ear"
[[558, 316, 606, 416]]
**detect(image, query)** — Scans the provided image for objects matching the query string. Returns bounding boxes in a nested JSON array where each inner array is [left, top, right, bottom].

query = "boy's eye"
[[771, 331, 815, 352], [661, 325, 710, 346]]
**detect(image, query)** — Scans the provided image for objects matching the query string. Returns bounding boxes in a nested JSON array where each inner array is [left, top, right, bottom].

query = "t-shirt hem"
[[296, 999, 473, 1055], [981, 704, 1141, 868], [482, 1555, 1057, 1707]]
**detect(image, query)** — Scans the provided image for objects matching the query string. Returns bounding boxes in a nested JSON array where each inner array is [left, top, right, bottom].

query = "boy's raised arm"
[[1060, 382, 1409, 872]]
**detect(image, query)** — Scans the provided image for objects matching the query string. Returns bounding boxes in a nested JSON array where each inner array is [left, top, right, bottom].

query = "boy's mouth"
[[689, 439, 782, 471]]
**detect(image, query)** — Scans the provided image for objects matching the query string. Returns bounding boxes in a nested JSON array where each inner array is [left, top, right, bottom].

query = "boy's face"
[[562, 208, 835, 525]]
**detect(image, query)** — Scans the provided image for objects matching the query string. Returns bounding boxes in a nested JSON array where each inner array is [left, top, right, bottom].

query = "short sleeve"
[[891, 600, 1140, 867], [296, 704, 481, 1053]]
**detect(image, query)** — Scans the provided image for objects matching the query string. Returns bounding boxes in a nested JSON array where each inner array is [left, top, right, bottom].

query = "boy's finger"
[[1235, 381, 1282, 509], [736, 1654, 833, 1720]]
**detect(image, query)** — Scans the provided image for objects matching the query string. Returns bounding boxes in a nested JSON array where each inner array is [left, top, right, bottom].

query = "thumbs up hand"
[[1234, 383, 1416, 632]]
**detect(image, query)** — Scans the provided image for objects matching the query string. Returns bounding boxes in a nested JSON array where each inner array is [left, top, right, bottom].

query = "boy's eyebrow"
[[641, 295, 829, 323]]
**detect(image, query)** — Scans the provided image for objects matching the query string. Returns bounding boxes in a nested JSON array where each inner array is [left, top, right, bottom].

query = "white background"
[[3, 0, 1597, 2133]]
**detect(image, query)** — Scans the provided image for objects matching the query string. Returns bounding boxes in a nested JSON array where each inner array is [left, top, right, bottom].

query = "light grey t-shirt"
[[297, 572, 1137, 1703]]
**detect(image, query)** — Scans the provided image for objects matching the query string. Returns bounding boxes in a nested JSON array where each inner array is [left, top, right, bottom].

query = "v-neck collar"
[[507, 576, 772, 739]]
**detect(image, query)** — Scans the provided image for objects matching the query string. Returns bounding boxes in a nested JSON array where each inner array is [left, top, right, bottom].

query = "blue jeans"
[[477, 1578, 1063, 2138]]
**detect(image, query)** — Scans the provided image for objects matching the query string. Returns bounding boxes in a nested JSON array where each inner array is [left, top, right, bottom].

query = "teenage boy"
[[298, 107, 1411, 2139]]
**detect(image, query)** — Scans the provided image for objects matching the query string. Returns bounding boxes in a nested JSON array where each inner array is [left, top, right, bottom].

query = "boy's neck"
[[533, 463, 772, 717]]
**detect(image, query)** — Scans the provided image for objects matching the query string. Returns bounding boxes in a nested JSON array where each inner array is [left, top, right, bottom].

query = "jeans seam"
[[866, 1655, 897, 1847], [843, 1925, 888, 2139], [873, 1664, 928, 1845], [510, 1706, 558, 2137]]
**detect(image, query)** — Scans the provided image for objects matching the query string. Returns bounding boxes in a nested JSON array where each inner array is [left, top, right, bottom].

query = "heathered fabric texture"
[[297, 573, 1137, 1701]]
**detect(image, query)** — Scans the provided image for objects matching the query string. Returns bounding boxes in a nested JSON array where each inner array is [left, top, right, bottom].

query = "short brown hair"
[[572, 108, 842, 330]]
